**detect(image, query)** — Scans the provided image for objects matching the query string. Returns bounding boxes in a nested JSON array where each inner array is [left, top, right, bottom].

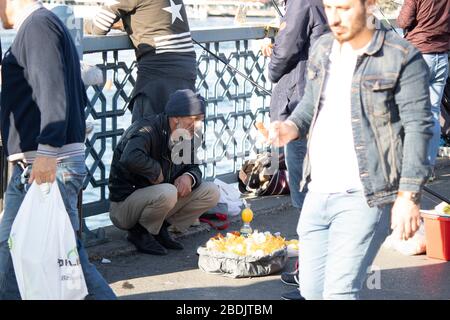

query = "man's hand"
[[269, 120, 300, 147], [29, 156, 57, 185], [151, 170, 164, 185], [174, 175, 193, 198], [261, 43, 273, 57], [391, 192, 421, 240]]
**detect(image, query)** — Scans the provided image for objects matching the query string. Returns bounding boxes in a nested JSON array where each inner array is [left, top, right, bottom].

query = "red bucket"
[[421, 211, 450, 261]]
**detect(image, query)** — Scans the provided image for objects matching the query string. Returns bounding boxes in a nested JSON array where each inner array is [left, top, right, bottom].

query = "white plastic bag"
[[80, 62, 104, 86], [214, 179, 243, 216], [8, 182, 88, 300], [383, 221, 426, 256]]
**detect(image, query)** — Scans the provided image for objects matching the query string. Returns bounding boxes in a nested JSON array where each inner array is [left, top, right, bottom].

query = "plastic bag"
[[214, 179, 243, 216], [383, 222, 426, 256], [8, 182, 88, 300], [80, 62, 103, 86]]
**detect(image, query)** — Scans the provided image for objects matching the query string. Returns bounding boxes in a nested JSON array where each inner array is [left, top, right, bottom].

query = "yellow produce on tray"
[[205, 231, 296, 257], [435, 202, 450, 215]]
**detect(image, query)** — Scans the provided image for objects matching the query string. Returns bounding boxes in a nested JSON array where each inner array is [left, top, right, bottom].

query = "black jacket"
[[109, 114, 202, 202], [269, 0, 329, 121]]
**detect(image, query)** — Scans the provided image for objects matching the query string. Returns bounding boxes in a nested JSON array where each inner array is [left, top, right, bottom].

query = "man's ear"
[[365, 0, 377, 14]]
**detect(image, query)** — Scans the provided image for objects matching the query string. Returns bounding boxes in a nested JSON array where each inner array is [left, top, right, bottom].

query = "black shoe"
[[281, 269, 299, 286], [127, 224, 168, 255], [281, 289, 305, 300], [154, 221, 184, 250]]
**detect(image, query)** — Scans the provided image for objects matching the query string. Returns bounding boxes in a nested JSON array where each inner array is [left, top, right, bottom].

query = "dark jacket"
[[84, 0, 197, 110], [0, 8, 86, 158], [109, 114, 202, 202], [397, 0, 450, 54], [268, 0, 329, 121], [288, 29, 433, 206], [85, 0, 195, 59]]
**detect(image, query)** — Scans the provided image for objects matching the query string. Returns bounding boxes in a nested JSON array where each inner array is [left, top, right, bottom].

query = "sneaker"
[[281, 289, 305, 300], [154, 221, 184, 250], [281, 269, 299, 286], [127, 224, 168, 255]]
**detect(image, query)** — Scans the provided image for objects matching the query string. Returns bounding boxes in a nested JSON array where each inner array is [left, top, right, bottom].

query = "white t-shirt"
[[308, 40, 368, 193]]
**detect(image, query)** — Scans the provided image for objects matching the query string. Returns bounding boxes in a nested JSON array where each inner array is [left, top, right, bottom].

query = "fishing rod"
[[270, 0, 284, 18], [192, 39, 272, 96], [374, 4, 399, 35], [186, 1, 284, 97]]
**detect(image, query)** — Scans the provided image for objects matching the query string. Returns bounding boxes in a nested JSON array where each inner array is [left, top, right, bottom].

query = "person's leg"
[[166, 182, 220, 233], [131, 94, 156, 123], [322, 191, 391, 300], [285, 138, 307, 209], [282, 139, 306, 289], [131, 77, 196, 123], [110, 184, 178, 235], [56, 157, 116, 300], [0, 165, 27, 300], [297, 191, 330, 300], [423, 53, 450, 167]]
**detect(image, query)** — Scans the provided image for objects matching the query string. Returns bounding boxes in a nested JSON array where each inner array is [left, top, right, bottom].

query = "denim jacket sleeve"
[[396, 47, 433, 192]]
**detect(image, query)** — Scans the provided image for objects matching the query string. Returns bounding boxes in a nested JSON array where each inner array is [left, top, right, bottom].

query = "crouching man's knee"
[[199, 182, 220, 207], [158, 184, 179, 210]]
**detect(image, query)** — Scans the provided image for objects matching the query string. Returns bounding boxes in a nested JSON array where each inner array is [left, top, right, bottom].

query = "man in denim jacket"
[[269, 0, 433, 299]]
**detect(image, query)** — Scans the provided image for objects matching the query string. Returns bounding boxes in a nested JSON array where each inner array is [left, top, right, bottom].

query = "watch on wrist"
[[398, 191, 421, 204]]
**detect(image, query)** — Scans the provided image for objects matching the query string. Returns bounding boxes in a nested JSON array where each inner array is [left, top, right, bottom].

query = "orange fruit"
[[241, 207, 254, 223]]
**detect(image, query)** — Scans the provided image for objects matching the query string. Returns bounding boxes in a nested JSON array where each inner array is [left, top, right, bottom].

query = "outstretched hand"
[[268, 120, 300, 147]]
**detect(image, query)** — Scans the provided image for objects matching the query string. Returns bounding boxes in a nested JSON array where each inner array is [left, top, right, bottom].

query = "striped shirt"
[[85, 0, 195, 59]]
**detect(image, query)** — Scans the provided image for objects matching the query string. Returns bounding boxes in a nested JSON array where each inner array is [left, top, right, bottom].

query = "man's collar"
[[361, 28, 385, 56], [14, 1, 43, 31]]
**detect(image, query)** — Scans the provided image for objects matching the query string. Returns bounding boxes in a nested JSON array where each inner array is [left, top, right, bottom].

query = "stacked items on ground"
[[197, 231, 299, 278]]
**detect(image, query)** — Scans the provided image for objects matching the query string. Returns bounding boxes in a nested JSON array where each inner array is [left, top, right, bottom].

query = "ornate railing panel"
[[82, 26, 276, 217]]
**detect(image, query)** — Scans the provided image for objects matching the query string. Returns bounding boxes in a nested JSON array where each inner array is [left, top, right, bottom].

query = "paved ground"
[[87, 158, 450, 300]]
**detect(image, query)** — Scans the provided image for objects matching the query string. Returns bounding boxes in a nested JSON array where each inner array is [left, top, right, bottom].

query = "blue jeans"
[[285, 138, 307, 209], [0, 157, 116, 300], [297, 190, 391, 300], [423, 53, 450, 166]]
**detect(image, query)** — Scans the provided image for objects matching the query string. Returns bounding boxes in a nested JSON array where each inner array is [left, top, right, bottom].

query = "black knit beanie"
[[165, 89, 206, 117]]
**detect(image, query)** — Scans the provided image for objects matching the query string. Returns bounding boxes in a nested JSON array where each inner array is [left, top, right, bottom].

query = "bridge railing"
[[81, 25, 277, 217]]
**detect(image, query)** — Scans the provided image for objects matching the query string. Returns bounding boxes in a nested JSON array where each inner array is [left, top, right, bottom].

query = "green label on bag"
[[67, 247, 79, 260], [58, 247, 80, 267]]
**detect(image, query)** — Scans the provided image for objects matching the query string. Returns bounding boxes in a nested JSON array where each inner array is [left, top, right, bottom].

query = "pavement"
[[87, 157, 450, 300]]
